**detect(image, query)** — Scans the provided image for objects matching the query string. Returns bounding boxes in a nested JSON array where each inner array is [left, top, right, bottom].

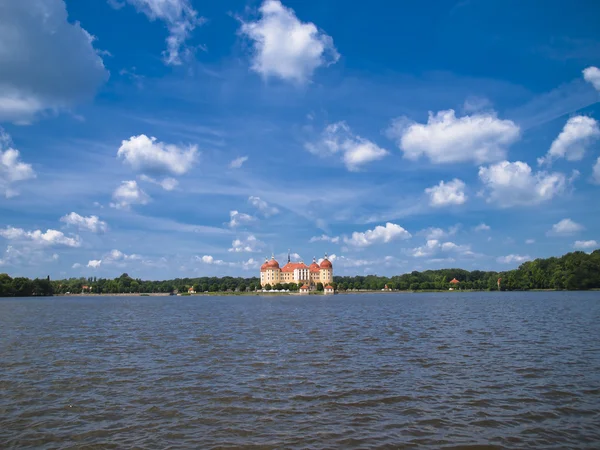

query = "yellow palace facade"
[[260, 253, 333, 289]]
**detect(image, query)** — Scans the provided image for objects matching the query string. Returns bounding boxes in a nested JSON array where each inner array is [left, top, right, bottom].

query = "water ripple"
[[1, 292, 600, 448]]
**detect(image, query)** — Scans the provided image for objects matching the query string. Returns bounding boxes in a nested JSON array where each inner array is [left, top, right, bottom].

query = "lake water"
[[1, 292, 600, 449]]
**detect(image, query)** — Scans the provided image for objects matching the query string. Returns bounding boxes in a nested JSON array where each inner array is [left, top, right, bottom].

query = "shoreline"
[[29, 288, 587, 298]]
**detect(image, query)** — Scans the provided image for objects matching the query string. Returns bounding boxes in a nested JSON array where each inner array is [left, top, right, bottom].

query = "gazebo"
[[449, 278, 460, 290]]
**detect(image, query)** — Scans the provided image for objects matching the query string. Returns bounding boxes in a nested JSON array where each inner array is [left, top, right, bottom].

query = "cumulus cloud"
[[139, 174, 178, 191], [110, 180, 150, 209], [239, 0, 339, 83], [411, 239, 472, 258], [114, 0, 204, 65], [497, 254, 530, 264], [228, 210, 256, 228], [0, 129, 36, 197], [197, 254, 226, 265], [525, 239, 535, 244], [344, 223, 411, 247], [306, 121, 388, 171], [229, 156, 249, 169], [309, 234, 340, 244], [474, 223, 491, 232], [538, 116, 600, 166], [387, 109, 520, 164], [478, 160, 570, 207], [248, 196, 279, 216], [0, 0, 108, 123], [574, 240, 597, 250], [118, 135, 198, 175], [425, 179, 467, 207], [583, 66, 600, 92], [0, 226, 81, 247], [60, 212, 108, 233], [418, 226, 460, 240], [229, 235, 264, 253], [86, 249, 141, 269], [547, 218, 584, 236]]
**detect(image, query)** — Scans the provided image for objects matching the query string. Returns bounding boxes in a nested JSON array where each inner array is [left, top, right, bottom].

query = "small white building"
[[299, 284, 310, 294], [324, 285, 335, 295]]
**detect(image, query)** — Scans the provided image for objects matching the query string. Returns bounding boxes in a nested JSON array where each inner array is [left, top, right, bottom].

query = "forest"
[[1, 250, 599, 297]]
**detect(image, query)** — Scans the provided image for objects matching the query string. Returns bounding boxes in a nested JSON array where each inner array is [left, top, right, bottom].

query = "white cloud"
[[497, 254, 530, 264], [478, 160, 570, 207], [411, 239, 472, 258], [547, 218, 584, 236], [72, 263, 82, 269], [248, 196, 279, 216], [425, 179, 467, 207], [228, 235, 264, 253], [239, 0, 339, 83], [85, 249, 141, 269], [110, 180, 151, 210], [538, 116, 600, 166], [0, 0, 109, 123], [115, 0, 204, 65], [0, 226, 81, 247], [0, 129, 36, 197], [229, 156, 249, 169], [241, 258, 260, 270], [118, 135, 198, 176], [309, 234, 340, 244], [583, 66, 600, 92], [228, 210, 256, 228], [60, 212, 108, 233], [474, 223, 491, 232], [139, 174, 178, 191], [574, 240, 597, 250], [573, 240, 598, 250], [196, 254, 226, 265], [344, 223, 411, 247], [525, 239, 535, 244], [592, 157, 600, 185], [195, 255, 260, 270], [387, 109, 520, 164], [306, 121, 388, 171], [418, 226, 460, 240]]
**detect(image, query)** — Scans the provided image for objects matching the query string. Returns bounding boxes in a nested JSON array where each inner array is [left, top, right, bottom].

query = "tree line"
[[1, 250, 600, 297]]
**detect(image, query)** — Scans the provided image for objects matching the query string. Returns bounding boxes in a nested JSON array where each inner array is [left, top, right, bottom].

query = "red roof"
[[325, 285, 334, 290], [450, 278, 460, 284], [309, 261, 320, 272], [281, 262, 308, 273], [300, 284, 309, 289], [320, 258, 332, 269]]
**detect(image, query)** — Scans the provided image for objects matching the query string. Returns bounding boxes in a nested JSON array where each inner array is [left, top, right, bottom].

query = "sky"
[[1, 0, 600, 279]]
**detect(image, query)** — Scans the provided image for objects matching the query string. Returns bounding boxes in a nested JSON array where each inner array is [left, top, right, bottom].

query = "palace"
[[260, 253, 333, 289]]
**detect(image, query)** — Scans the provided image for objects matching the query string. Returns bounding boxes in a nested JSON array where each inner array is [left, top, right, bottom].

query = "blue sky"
[[1, 0, 600, 279]]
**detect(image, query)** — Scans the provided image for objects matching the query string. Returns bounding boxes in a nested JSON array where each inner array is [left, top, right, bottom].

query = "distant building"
[[324, 285, 335, 295], [260, 252, 333, 289], [188, 287, 196, 294], [299, 284, 310, 294], [449, 278, 460, 290]]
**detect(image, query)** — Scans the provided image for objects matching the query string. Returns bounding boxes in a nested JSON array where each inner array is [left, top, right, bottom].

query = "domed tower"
[[319, 253, 333, 284], [260, 254, 281, 287]]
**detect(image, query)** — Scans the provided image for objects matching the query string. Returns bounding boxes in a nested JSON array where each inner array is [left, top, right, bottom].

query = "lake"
[[1, 292, 600, 449]]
